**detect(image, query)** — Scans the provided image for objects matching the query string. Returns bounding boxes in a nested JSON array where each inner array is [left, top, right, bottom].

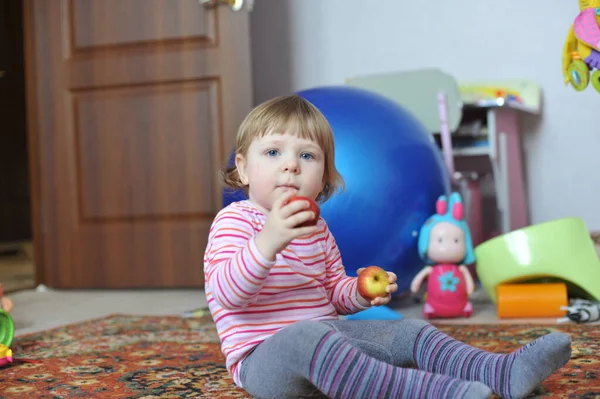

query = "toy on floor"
[[558, 299, 600, 323], [474, 217, 600, 304], [410, 192, 476, 319], [562, 0, 600, 93], [496, 282, 568, 319], [0, 309, 14, 366], [345, 305, 404, 321]]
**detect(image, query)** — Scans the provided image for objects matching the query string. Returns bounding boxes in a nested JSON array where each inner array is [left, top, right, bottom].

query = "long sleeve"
[[322, 224, 370, 315], [204, 207, 275, 309], [205, 201, 372, 387]]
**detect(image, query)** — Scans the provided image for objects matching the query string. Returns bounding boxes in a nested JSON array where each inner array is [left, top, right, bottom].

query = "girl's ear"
[[235, 153, 249, 185]]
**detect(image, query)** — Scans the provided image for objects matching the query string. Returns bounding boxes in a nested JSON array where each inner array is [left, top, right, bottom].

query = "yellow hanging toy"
[[562, 0, 600, 93]]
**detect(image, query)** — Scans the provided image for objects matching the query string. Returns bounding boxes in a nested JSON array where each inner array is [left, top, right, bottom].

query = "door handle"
[[199, 0, 253, 12]]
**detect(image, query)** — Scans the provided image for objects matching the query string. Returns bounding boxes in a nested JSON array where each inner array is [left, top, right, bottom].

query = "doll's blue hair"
[[417, 192, 475, 265]]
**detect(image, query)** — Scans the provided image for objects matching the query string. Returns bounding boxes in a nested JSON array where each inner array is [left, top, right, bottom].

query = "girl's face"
[[235, 132, 325, 214], [427, 222, 466, 264]]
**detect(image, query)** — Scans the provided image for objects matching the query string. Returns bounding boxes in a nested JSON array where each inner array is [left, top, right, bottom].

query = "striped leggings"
[[239, 318, 431, 398]]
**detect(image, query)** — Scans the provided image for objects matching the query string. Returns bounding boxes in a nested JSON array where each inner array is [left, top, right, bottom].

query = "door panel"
[[73, 80, 219, 220], [25, 0, 252, 288], [70, 0, 215, 49]]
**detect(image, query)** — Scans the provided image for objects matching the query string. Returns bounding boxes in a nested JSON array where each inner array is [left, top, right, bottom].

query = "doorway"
[[0, 0, 35, 293]]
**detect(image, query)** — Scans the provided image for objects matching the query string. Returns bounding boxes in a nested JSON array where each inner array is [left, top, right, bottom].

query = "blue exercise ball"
[[223, 86, 450, 294]]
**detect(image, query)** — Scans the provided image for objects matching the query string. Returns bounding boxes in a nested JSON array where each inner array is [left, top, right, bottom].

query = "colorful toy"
[[459, 85, 523, 105], [410, 192, 476, 319], [496, 283, 568, 319], [0, 310, 14, 366], [562, 0, 600, 93], [559, 299, 600, 323]]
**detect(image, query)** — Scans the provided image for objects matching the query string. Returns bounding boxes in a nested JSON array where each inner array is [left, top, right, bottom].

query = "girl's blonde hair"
[[222, 94, 344, 203]]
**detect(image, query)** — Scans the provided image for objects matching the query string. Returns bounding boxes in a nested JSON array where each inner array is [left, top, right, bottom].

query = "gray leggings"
[[239, 318, 429, 399]]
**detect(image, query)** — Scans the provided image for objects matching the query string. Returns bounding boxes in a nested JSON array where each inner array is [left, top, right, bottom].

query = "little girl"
[[204, 94, 571, 399]]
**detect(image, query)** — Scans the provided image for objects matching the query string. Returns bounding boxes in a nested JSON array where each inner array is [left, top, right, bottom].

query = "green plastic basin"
[[474, 217, 600, 303]]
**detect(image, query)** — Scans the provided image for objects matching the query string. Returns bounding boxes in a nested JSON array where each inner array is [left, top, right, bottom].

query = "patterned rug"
[[0, 313, 598, 398]]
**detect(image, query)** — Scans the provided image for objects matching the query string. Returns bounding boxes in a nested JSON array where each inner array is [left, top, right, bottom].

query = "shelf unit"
[[436, 100, 541, 244]]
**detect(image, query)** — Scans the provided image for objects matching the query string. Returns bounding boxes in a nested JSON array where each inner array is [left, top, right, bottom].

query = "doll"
[[410, 192, 475, 319]]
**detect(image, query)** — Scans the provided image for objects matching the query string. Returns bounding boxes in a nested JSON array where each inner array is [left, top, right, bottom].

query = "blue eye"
[[266, 149, 279, 156], [301, 152, 314, 160]]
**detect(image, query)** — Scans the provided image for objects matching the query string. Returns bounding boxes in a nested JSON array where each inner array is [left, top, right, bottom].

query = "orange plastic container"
[[496, 283, 568, 319]]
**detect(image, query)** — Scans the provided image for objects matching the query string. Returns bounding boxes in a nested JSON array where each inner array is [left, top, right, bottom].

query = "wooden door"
[[24, 0, 253, 288]]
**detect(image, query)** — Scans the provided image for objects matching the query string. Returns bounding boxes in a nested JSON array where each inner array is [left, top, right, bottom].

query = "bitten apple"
[[357, 266, 390, 301], [287, 196, 320, 227]]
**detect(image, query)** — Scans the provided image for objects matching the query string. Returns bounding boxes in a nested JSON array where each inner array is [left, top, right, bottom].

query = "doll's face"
[[427, 222, 466, 264]]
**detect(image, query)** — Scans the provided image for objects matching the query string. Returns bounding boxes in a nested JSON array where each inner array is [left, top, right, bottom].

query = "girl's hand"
[[356, 268, 398, 306], [254, 191, 320, 261]]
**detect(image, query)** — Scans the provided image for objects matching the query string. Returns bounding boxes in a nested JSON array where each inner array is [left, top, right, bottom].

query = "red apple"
[[287, 196, 320, 227], [357, 266, 390, 301]]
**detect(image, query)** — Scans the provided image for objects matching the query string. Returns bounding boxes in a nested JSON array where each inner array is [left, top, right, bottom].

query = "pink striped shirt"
[[203, 200, 369, 387]]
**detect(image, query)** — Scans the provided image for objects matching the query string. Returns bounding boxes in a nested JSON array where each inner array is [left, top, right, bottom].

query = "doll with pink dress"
[[410, 192, 476, 319]]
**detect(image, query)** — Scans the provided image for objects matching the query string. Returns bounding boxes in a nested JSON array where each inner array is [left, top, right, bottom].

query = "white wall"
[[250, 0, 600, 229]]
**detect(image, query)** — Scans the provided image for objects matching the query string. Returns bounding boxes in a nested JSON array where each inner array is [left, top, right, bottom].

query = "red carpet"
[[0, 314, 597, 398]]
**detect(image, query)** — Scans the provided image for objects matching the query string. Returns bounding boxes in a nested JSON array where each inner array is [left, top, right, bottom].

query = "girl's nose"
[[282, 158, 299, 173]]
